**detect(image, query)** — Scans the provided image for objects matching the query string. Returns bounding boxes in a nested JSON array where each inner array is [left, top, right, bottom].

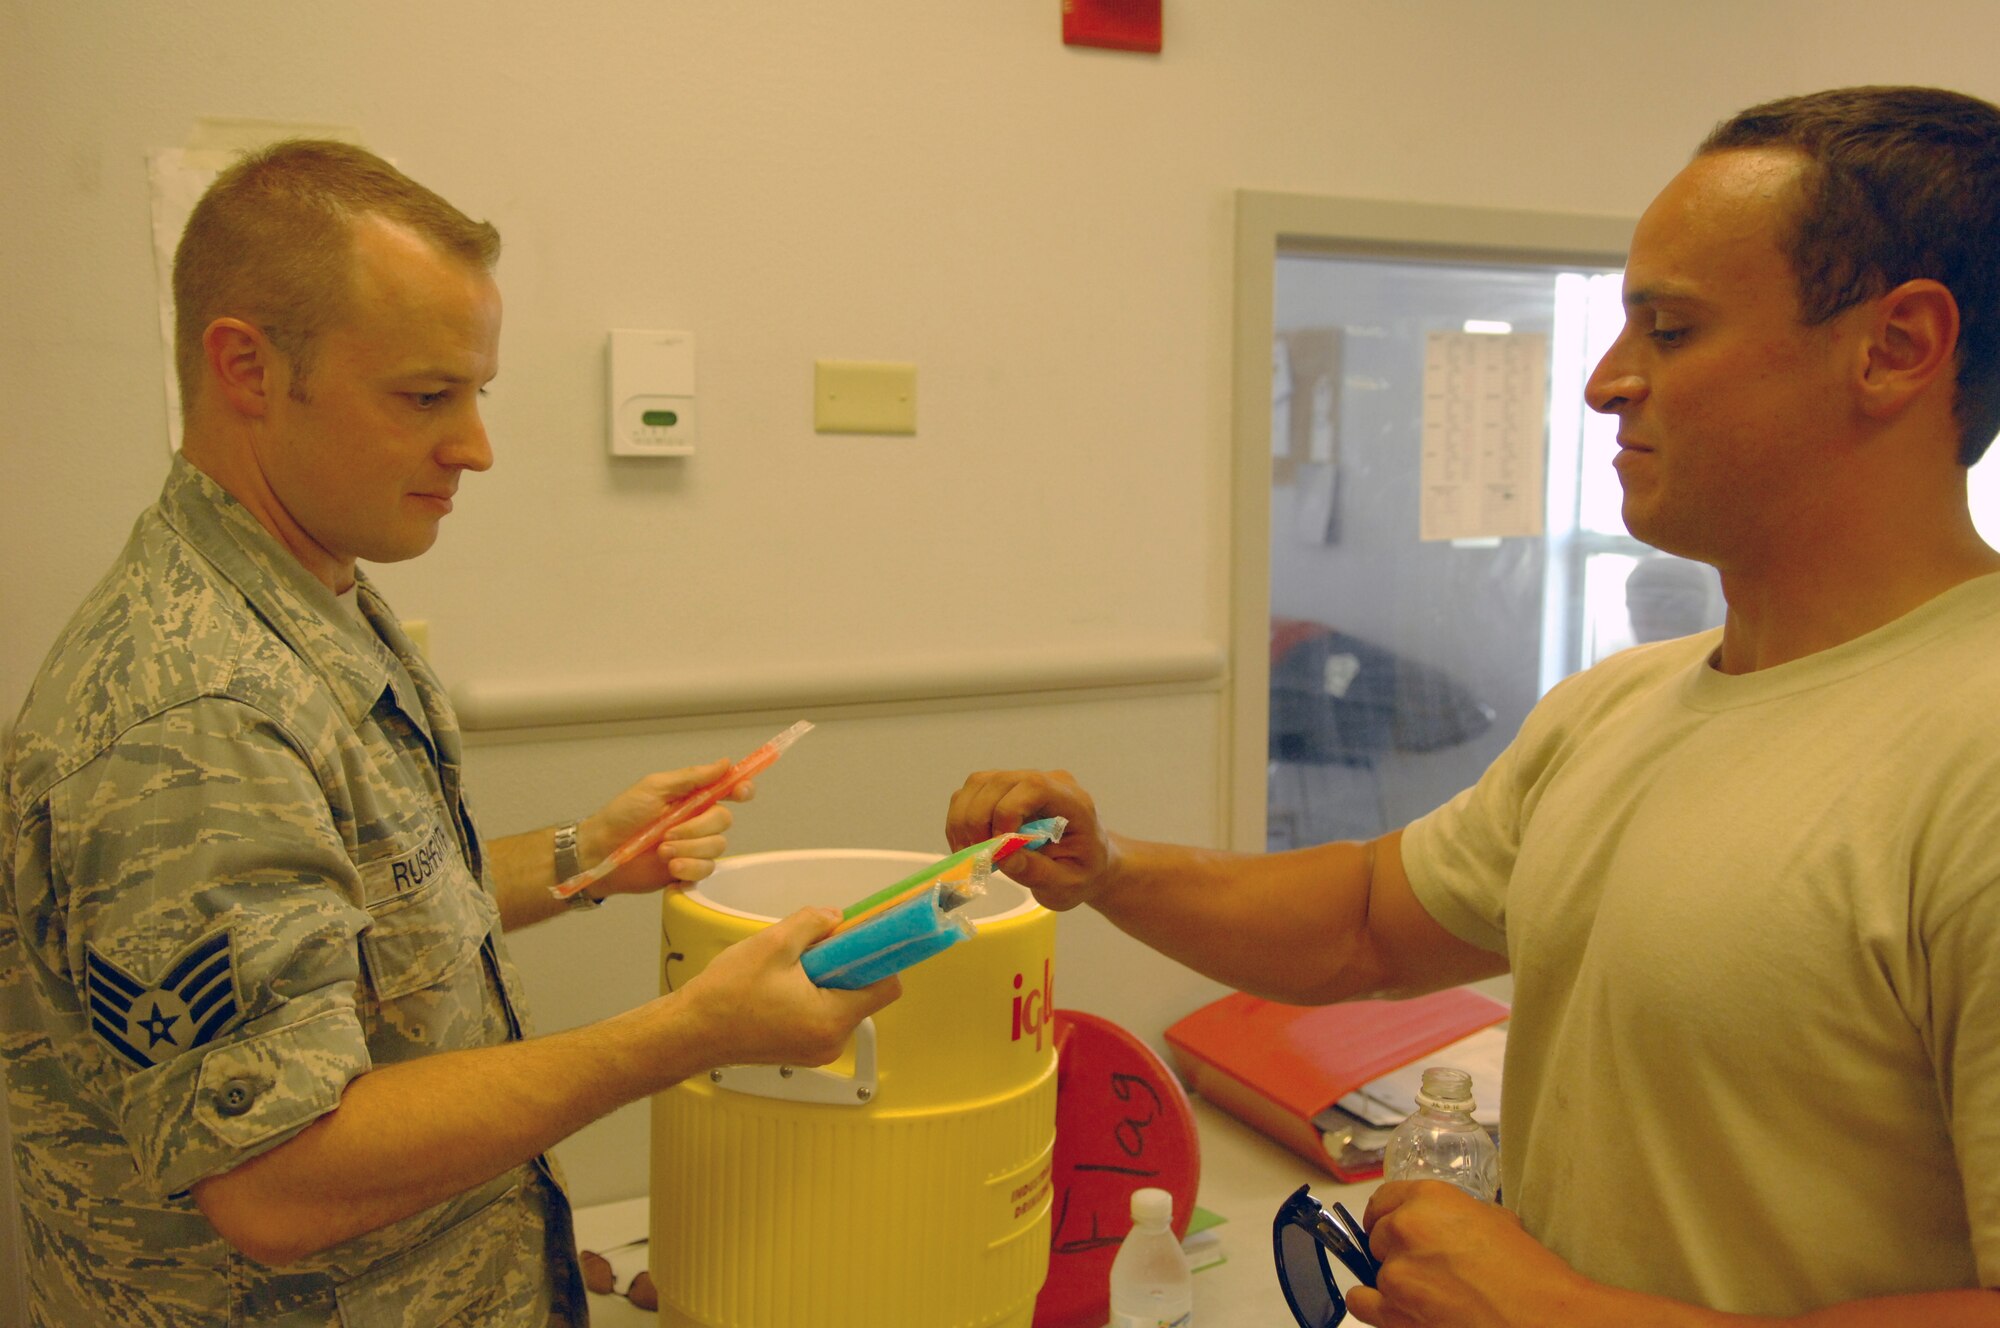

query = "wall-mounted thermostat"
[[608, 329, 697, 457]]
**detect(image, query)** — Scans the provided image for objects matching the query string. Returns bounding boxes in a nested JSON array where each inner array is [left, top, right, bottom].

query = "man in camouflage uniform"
[[0, 141, 897, 1326]]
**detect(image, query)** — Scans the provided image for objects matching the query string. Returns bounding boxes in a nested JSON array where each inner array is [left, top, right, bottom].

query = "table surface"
[[573, 1093, 1380, 1328]]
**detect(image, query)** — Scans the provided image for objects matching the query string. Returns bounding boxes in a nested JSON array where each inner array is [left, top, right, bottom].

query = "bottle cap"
[[1130, 1187, 1172, 1225]]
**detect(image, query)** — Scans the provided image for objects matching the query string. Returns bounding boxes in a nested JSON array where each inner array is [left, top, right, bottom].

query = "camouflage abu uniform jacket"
[[0, 457, 587, 1326]]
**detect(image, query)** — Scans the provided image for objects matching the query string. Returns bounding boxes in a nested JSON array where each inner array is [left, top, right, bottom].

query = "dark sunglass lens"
[[1278, 1222, 1343, 1327]]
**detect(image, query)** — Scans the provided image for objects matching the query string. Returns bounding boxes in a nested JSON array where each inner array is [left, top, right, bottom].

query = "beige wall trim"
[[450, 639, 1228, 733]]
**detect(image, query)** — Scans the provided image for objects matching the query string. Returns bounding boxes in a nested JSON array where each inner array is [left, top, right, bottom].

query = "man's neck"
[[179, 433, 356, 594], [1712, 503, 2000, 673]]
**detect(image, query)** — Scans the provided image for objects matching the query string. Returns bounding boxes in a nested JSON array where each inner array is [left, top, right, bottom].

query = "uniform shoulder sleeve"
[[41, 695, 374, 1197]]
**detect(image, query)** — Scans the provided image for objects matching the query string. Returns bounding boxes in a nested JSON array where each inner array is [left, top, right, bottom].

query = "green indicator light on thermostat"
[[642, 409, 679, 427]]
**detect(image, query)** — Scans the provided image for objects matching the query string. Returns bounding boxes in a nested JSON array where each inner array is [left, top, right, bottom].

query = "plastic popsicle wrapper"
[[800, 817, 1068, 986], [551, 720, 814, 899]]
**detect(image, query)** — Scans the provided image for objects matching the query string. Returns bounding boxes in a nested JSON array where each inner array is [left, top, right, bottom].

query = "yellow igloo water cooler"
[[652, 849, 1058, 1328]]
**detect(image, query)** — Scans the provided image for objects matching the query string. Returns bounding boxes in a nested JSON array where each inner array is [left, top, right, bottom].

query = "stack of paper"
[[1182, 1207, 1228, 1273], [1312, 1023, 1505, 1176], [1338, 1025, 1504, 1126], [1164, 987, 1508, 1182]]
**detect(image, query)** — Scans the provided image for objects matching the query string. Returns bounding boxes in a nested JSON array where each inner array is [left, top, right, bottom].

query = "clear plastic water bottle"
[[1383, 1066, 1499, 1202], [1108, 1186, 1193, 1328]]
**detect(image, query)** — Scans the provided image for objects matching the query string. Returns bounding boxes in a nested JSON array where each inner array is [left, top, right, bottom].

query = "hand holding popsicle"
[[561, 762, 743, 901], [675, 906, 900, 1068], [822, 817, 1067, 939], [555, 722, 813, 901], [945, 768, 1115, 911], [799, 819, 1064, 989]]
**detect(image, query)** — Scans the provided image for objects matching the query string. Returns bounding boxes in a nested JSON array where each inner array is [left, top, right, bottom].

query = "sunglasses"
[[580, 1238, 657, 1312], [1272, 1184, 1381, 1327]]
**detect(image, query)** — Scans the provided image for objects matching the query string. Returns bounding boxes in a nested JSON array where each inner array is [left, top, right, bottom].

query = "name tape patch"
[[389, 822, 457, 895]]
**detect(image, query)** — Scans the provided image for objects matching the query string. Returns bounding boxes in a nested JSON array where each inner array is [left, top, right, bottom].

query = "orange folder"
[[1163, 985, 1508, 1181]]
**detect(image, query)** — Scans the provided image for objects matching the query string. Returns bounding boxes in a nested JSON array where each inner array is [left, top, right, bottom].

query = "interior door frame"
[[1224, 191, 1634, 851]]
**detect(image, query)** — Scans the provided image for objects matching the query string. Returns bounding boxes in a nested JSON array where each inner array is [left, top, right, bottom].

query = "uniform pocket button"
[[216, 1079, 257, 1116]]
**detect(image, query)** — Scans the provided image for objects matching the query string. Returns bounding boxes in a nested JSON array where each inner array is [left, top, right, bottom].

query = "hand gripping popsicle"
[[800, 817, 1067, 988], [550, 720, 814, 900]]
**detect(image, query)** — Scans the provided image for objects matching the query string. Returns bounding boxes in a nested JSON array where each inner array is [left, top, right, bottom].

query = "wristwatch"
[[554, 821, 600, 911]]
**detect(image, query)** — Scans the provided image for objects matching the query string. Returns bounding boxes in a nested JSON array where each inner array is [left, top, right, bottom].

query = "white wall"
[[7, 2, 2000, 1297]]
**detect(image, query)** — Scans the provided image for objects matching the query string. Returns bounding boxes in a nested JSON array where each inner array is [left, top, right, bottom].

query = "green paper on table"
[[1183, 1206, 1227, 1272]]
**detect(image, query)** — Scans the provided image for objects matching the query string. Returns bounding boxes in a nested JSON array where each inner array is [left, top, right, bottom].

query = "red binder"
[[1163, 986, 1508, 1181]]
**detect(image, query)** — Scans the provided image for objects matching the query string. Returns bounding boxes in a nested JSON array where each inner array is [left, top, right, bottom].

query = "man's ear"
[[1856, 278, 1959, 422], [201, 318, 282, 419]]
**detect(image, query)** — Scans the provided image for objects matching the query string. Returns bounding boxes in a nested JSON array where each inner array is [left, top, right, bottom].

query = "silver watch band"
[[554, 822, 599, 910]]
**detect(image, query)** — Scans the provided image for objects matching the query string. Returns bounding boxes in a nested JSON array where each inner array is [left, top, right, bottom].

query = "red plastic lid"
[[1033, 1009, 1202, 1328]]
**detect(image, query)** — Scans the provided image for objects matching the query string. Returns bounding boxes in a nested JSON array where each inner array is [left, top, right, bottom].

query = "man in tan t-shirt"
[[949, 86, 2000, 1326]]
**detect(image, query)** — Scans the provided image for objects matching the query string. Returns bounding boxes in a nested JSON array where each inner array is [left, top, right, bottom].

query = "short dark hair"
[[1700, 86, 2000, 464], [172, 139, 501, 415]]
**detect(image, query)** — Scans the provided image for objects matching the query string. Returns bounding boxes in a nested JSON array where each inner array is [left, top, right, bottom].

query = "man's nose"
[[1585, 343, 1646, 415], [443, 407, 493, 472]]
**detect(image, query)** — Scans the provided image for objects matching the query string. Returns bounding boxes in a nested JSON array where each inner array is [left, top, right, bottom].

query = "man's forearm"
[[487, 822, 608, 930], [1088, 834, 1385, 1002], [1090, 830, 1504, 1004], [192, 996, 707, 1265]]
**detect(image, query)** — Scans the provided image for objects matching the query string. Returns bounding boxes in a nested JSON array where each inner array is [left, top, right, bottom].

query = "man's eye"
[[1649, 326, 1689, 346], [410, 391, 449, 409]]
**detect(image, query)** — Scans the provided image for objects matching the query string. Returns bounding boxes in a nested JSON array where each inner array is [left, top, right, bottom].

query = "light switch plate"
[[609, 329, 697, 457], [814, 360, 917, 435]]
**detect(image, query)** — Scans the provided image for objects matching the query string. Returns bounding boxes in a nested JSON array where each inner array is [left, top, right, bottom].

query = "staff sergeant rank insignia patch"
[[86, 930, 242, 1070]]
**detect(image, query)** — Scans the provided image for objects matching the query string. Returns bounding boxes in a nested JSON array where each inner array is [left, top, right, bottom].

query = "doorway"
[[1226, 192, 1707, 851]]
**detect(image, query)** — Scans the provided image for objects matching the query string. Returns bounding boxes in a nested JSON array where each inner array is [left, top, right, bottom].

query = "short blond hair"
[[172, 139, 501, 415]]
